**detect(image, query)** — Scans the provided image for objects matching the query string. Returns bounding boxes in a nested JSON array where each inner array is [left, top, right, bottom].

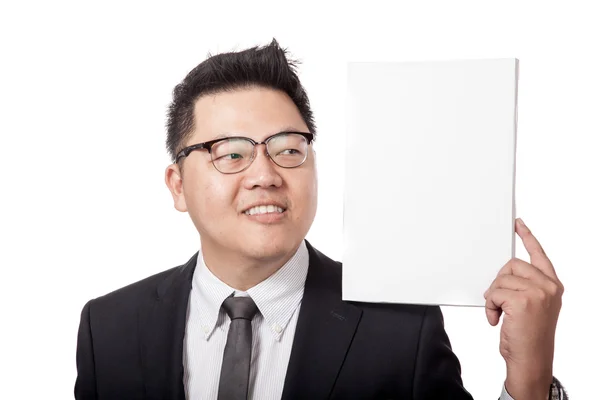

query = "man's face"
[[166, 87, 318, 264]]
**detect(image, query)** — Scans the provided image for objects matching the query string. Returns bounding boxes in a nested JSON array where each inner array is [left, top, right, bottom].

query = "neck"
[[200, 241, 301, 291]]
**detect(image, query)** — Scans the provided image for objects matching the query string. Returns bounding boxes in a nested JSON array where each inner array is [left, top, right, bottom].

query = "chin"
[[241, 236, 299, 261]]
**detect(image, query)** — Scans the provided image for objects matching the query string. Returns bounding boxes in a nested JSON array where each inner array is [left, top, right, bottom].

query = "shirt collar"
[[191, 240, 309, 341]]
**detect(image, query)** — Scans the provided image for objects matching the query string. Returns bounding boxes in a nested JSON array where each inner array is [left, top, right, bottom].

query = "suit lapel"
[[281, 242, 363, 399], [138, 252, 198, 400]]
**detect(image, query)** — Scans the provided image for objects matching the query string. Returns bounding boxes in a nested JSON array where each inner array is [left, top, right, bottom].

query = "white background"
[[1, 1, 597, 398]]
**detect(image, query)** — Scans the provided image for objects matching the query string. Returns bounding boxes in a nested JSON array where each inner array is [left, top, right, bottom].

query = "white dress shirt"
[[182, 240, 516, 400], [183, 240, 309, 400]]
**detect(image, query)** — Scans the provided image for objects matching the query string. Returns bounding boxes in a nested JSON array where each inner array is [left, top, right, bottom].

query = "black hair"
[[166, 38, 316, 163]]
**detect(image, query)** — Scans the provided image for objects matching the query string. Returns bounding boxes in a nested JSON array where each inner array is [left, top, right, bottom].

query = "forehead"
[[191, 87, 309, 143]]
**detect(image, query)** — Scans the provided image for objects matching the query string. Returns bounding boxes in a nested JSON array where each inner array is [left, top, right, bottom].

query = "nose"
[[241, 144, 283, 189]]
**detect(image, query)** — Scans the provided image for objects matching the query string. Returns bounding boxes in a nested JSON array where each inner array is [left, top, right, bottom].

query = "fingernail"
[[517, 218, 530, 232]]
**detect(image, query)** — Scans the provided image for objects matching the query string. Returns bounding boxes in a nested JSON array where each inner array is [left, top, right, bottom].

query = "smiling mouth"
[[243, 204, 286, 216]]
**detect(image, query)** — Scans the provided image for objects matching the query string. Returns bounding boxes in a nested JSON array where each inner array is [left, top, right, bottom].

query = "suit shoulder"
[[87, 253, 197, 310], [306, 242, 343, 274], [100, 267, 177, 300]]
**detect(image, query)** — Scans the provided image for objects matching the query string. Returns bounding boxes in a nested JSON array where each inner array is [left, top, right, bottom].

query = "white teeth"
[[245, 205, 285, 215]]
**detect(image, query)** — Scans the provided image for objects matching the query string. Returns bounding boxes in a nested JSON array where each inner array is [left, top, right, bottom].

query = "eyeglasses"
[[175, 131, 314, 174]]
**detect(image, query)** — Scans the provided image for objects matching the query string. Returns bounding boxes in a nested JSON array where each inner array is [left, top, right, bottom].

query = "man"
[[75, 39, 567, 399]]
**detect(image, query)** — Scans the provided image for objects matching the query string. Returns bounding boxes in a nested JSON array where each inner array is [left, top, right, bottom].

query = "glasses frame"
[[175, 131, 315, 174]]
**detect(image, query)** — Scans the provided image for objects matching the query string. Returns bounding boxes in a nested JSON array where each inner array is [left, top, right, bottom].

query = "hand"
[[484, 218, 564, 400]]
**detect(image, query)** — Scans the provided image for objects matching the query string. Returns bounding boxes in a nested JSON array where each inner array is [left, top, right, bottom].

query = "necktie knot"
[[222, 296, 258, 321]]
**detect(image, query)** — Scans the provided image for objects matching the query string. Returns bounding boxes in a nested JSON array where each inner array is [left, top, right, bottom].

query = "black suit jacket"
[[75, 241, 474, 399]]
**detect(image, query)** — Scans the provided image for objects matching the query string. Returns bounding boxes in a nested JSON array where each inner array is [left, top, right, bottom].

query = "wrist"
[[504, 384, 548, 400], [505, 369, 552, 400]]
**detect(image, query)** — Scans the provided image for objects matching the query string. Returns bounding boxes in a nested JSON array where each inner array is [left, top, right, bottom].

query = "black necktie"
[[217, 296, 258, 400]]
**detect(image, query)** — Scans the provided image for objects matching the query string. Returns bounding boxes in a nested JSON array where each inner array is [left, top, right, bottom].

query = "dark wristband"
[[550, 377, 568, 400]]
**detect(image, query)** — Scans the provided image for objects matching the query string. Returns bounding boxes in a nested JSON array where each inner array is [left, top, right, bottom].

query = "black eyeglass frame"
[[175, 131, 315, 173]]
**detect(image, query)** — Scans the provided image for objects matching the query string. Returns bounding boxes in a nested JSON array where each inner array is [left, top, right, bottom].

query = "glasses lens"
[[211, 138, 254, 173], [267, 133, 309, 168]]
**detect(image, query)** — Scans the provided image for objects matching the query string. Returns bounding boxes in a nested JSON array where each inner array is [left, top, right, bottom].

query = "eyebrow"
[[214, 126, 307, 140]]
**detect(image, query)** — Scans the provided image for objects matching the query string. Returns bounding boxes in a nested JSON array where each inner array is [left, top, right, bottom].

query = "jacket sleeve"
[[412, 306, 474, 400], [74, 300, 97, 400]]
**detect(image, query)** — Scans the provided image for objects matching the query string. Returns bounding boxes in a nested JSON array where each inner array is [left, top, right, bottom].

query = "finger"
[[487, 274, 533, 293], [491, 259, 564, 303], [485, 305, 502, 327], [497, 257, 549, 284], [483, 275, 532, 318], [515, 218, 557, 279], [484, 288, 514, 326]]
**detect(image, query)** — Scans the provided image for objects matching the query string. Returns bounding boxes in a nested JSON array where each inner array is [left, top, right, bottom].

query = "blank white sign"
[[342, 59, 518, 307]]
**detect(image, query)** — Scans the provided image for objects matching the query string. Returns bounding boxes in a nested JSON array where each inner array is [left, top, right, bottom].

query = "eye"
[[278, 148, 300, 155], [217, 153, 244, 160]]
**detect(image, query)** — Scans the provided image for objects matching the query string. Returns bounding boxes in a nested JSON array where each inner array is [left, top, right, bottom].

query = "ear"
[[165, 163, 188, 212]]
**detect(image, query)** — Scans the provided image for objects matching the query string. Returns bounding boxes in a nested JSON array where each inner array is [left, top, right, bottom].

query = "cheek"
[[186, 175, 237, 219], [292, 172, 318, 217]]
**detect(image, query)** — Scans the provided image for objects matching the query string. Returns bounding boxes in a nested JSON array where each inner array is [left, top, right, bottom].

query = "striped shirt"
[[183, 240, 309, 400]]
